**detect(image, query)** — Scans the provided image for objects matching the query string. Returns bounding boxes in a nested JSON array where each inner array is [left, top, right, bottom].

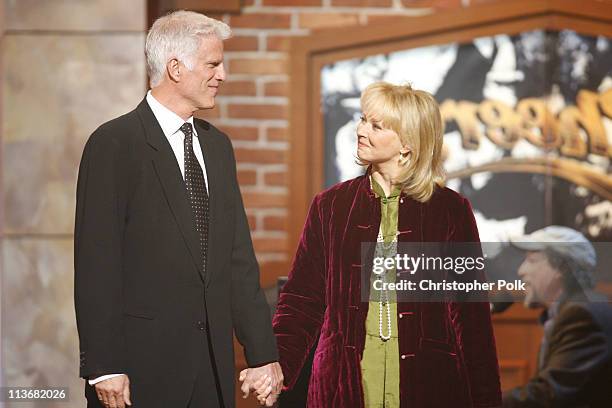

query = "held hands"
[[239, 362, 283, 407], [94, 374, 131, 408]]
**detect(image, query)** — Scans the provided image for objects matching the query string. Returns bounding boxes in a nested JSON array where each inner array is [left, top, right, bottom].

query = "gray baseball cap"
[[509, 225, 596, 269]]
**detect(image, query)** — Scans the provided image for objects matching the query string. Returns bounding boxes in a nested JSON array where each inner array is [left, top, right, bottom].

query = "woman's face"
[[356, 111, 406, 166]]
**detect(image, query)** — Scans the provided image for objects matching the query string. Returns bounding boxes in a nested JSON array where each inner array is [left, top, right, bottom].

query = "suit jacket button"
[[197, 321, 206, 331]]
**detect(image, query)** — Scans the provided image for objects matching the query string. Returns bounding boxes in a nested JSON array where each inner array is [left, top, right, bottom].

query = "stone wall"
[[2, 1, 146, 406]]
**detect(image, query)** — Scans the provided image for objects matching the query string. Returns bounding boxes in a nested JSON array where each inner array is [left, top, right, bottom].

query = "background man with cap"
[[503, 226, 612, 407]]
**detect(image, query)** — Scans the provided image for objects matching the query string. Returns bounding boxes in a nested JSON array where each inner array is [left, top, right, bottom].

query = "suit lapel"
[[194, 119, 220, 288], [136, 100, 204, 281]]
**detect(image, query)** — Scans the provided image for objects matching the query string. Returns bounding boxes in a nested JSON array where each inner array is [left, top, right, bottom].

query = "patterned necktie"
[[180, 122, 209, 277]]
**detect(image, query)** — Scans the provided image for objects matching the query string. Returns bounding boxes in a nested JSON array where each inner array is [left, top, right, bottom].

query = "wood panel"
[[499, 359, 531, 391], [154, 0, 241, 14], [147, 0, 241, 29], [493, 304, 543, 390]]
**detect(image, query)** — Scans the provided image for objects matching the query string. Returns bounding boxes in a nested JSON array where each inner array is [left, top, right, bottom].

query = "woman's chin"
[[357, 155, 370, 165], [356, 150, 370, 162]]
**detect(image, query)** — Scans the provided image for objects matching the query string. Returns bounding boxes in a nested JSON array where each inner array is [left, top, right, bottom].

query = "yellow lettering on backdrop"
[[478, 100, 521, 149], [439, 88, 612, 158], [516, 98, 560, 149]]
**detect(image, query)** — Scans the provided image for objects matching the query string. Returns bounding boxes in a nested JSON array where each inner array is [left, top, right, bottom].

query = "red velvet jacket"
[[273, 175, 502, 407]]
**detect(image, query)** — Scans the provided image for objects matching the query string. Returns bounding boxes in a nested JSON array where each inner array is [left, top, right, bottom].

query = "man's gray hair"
[[145, 10, 231, 87], [544, 248, 596, 294]]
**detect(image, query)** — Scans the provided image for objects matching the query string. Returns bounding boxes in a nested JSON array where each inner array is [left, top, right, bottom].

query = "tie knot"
[[180, 122, 193, 137]]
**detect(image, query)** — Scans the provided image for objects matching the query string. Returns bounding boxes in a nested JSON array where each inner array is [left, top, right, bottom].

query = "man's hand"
[[94, 374, 131, 408], [239, 362, 283, 406]]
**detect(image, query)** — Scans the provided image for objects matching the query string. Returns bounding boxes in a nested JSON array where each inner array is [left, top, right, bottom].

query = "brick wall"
[[197, 0, 504, 287]]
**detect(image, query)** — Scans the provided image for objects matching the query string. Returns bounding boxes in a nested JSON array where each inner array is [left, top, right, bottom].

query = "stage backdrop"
[[323, 29, 611, 236], [320, 29, 612, 284]]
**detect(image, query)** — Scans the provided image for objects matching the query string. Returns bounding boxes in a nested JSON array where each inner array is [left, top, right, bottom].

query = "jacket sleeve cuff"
[[245, 346, 280, 368]]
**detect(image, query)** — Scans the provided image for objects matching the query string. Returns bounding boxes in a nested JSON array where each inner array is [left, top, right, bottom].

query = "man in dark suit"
[[503, 226, 612, 407], [74, 11, 282, 408]]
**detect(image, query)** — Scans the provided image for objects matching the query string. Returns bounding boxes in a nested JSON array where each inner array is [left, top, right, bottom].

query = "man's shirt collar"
[[146, 90, 196, 137]]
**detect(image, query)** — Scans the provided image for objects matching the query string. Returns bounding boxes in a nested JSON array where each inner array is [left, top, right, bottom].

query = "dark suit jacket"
[[273, 175, 501, 408], [503, 294, 612, 407], [74, 99, 278, 407]]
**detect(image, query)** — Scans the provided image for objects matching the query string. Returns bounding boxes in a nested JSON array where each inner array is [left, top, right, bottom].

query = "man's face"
[[517, 250, 563, 308], [179, 36, 226, 110]]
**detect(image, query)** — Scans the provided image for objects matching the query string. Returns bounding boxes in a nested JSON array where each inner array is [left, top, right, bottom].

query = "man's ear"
[[167, 58, 181, 82]]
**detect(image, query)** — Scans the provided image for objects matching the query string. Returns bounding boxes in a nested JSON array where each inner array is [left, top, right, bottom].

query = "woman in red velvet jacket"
[[273, 82, 501, 407]]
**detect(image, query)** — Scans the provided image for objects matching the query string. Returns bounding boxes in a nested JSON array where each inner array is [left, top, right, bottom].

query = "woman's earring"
[[399, 151, 410, 166]]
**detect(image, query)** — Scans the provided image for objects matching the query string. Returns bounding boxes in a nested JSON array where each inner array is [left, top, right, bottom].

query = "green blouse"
[[360, 176, 401, 408]]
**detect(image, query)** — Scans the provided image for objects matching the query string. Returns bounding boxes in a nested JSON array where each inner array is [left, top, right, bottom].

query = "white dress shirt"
[[88, 92, 209, 386], [146, 90, 209, 188]]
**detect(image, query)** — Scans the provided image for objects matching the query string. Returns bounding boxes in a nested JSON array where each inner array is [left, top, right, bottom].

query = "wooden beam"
[[148, 0, 241, 29]]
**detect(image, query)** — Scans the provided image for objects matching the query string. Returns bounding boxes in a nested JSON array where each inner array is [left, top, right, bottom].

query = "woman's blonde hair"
[[360, 81, 445, 202]]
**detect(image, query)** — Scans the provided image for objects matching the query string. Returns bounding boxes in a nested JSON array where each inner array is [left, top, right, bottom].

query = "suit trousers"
[[187, 326, 224, 408]]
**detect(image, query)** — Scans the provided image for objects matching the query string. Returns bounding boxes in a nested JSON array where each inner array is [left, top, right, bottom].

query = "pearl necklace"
[[376, 229, 395, 341], [369, 174, 399, 341]]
